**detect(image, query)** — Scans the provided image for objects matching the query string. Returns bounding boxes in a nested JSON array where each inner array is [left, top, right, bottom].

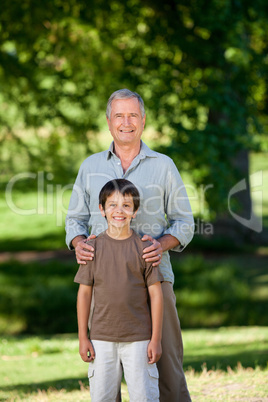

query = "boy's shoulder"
[[85, 232, 106, 247], [132, 231, 153, 251], [86, 231, 153, 250]]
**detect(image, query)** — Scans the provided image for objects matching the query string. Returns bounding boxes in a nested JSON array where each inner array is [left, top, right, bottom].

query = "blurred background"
[[0, 1, 267, 398]]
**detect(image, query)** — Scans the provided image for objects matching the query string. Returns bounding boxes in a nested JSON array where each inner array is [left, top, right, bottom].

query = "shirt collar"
[[106, 140, 157, 160]]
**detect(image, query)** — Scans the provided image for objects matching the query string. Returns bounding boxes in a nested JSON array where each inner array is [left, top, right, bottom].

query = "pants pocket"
[[88, 367, 94, 379], [147, 364, 159, 400]]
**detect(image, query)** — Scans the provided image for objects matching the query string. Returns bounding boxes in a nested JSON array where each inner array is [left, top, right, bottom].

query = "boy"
[[74, 178, 163, 401]]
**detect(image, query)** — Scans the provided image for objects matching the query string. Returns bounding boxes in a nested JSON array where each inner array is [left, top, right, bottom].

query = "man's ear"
[[99, 204, 106, 218], [106, 116, 111, 132], [142, 114, 146, 130]]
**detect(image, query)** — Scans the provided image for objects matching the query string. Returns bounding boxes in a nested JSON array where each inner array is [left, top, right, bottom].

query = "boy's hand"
[[141, 235, 162, 267], [79, 338, 95, 362], [147, 340, 162, 364], [74, 234, 96, 265]]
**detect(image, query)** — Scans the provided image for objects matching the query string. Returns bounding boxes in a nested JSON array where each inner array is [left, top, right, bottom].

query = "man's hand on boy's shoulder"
[[73, 234, 96, 265], [141, 235, 162, 267]]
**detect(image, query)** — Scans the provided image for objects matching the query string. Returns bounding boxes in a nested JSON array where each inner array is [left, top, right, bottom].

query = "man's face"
[[106, 98, 146, 147]]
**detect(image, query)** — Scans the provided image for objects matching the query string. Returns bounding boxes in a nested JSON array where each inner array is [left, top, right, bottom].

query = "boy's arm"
[[77, 284, 95, 362], [147, 282, 163, 364]]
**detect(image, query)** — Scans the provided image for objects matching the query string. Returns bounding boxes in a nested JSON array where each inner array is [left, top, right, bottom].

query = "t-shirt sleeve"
[[144, 263, 164, 287], [73, 239, 95, 286], [141, 239, 164, 287], [74, 261, 94, 286]]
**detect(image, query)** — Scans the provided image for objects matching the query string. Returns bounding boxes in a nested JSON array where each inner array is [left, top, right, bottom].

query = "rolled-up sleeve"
[[163, 159, 194, 252], [65, 162, 91, 249]]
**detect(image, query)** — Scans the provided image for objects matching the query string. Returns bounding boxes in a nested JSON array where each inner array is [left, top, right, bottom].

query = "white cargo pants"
[[88, 339, 159, 401]]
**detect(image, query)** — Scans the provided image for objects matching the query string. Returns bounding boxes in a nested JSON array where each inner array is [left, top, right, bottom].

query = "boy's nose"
[[115, 205, 124, 213]]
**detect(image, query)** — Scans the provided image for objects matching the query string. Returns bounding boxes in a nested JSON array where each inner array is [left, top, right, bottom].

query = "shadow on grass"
[[1, 346, 267, 396], [1, 377, 89, 394], [184, 343, 268, 371], [0, 259, 78, 334], [0, 232, 67, 252]]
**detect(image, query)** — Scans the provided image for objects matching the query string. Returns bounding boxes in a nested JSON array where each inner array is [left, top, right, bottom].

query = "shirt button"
[[117, 162, 121, 165]]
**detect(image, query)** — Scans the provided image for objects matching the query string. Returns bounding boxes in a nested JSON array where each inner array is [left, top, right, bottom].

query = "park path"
[[0, 249, 76, 263]]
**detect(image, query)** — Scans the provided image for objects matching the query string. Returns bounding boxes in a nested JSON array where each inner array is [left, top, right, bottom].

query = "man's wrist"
[[72, 235, 87, 249], [158, 234, 180, 253]]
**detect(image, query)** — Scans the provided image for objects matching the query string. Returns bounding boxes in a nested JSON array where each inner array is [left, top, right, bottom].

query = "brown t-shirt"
[[74, 230, 163, 342]]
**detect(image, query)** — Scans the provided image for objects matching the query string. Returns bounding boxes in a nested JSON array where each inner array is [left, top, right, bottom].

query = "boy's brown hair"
[[99, 179, 140, 212]]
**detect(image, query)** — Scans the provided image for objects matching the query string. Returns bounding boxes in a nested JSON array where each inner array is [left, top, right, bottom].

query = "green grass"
[[0, 189, 71, 251], [0, 327, 267, 401]]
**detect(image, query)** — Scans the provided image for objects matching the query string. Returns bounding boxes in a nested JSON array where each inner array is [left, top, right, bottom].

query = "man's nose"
[[123, 115, 130, 125]]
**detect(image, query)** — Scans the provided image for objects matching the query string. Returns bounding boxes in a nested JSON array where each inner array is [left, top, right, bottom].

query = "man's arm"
[[77, 284, 95, 362], [142, 158, 194, 265], [147, 282, 163, 364], [65, 162, 92, 250], [162, 159, 194, 251]]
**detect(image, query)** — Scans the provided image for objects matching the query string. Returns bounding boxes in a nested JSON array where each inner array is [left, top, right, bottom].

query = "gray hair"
[[106, 89, 145, 119]]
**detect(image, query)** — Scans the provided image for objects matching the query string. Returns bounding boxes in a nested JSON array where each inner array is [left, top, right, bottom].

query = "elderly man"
[[66, 89, 194, 401]]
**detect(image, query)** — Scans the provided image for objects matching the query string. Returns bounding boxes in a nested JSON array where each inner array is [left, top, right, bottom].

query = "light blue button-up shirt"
[[65, 141, 194, 283]]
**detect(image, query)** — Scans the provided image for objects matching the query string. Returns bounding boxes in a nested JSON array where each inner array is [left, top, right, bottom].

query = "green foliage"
[[1, 0, 268, 214]]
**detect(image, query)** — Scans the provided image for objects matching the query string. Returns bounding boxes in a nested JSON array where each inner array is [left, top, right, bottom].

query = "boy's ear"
[[99, 204, 106, 217], [132, 208, 138, 219]]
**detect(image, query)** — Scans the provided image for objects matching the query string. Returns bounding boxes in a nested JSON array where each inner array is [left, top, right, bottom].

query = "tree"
[[1, 0, 267, 236]]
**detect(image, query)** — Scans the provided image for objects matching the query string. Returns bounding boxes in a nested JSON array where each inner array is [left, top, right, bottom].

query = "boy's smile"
[[99, 191, 137, 239]]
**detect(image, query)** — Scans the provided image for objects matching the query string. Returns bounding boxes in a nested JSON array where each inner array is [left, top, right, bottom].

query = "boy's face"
[[99, 191, 137, 229]]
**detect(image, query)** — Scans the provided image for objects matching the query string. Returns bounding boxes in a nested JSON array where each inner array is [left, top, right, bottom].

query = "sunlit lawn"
[[0, 189, 71, 251], [0, 327, 267, 401]]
